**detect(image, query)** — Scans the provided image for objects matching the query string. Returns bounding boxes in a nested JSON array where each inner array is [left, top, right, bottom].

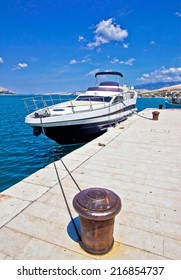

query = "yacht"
[[24, 71, 137, 144], [165, 92, 181, 109]]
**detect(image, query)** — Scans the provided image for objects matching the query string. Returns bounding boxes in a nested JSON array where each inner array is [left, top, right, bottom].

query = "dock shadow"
[[67, 216, 81, 243]]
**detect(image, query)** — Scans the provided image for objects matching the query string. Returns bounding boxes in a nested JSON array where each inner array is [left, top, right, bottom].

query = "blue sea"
[[0, 95, 166, 192]]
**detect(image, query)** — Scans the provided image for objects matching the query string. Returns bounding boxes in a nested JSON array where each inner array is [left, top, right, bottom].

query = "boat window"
[[127, 91, 135, 98], [100, 81, 119, 87], [76, 95, 112, 102], [112, 96, 123, 104]]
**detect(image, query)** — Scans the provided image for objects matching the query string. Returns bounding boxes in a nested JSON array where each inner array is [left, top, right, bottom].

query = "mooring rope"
[[39, 117, 81, 241], [133, 110, 153, 120], [53, 161, 81, 241], [39, 117, 81, 192]]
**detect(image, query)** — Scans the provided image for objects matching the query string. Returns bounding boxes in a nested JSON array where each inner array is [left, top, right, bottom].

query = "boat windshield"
[[76, 95, 112, 102]]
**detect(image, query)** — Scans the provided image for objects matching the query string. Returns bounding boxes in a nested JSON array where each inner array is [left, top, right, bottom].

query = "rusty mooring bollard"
[[73, 187, 121, 255], [152, 111, 160, 120]]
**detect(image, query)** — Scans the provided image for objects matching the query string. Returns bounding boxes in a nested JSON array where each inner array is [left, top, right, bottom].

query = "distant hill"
[[0, 87, 15, 94], [157, 84, 181, 91], [134, 81, 181, 90]]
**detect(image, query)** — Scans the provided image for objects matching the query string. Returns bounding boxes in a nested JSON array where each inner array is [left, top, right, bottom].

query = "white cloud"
[[12, 63, 28, 70], [123, 43, 129, 49], [69, 58, 90, 65], [150, 40, 156, 45], [87, 18, 128, 49], [18, 63, 28, 68], [120, 58, 135, 66], [69, 59, 78, 65], [175, 12, 181, 17], [81, 58, 90, 63], [110, 58, 119, 64], [78, 35, 86, 42], [138, 67, 181, 83], [110, 57, 135, 66], [0, 57, 4, 63], [86, 69, 100, 76]]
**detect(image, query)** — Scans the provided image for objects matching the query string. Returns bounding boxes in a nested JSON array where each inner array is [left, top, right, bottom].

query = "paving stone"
[[3, 181, 49, 201], [164, 237, 181, 259], [0, 227, 33, 259], [0, 194, 30, 227]]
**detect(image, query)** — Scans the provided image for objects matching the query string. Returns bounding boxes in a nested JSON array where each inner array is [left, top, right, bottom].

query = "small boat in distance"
[[165, 92, 181, 109], [24, 71, 137, 144]]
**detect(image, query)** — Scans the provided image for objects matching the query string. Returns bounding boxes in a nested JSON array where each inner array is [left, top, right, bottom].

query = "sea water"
[[0, 95, 166, 192]]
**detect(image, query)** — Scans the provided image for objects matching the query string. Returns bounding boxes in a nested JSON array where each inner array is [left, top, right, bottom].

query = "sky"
[[0, 0, 180, 93]]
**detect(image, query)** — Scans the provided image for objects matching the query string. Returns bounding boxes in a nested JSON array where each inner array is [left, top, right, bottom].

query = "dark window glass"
[[76, 96, 112, 102]]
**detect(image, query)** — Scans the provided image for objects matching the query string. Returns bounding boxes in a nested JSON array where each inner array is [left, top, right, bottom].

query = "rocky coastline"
[[0, 87, 15, 95]]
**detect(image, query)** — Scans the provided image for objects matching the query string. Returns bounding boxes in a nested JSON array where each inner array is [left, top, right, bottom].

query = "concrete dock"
[[0, 109, 181, 260]]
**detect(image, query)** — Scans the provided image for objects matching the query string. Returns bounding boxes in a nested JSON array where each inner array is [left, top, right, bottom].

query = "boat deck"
[[0, 109, 181, 260]]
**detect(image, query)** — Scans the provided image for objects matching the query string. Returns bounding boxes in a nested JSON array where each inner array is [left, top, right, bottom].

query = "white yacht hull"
[[26, 102, 136, 144]]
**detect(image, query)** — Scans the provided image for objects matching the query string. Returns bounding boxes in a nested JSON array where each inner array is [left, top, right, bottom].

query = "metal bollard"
[[73, 187, 121, 255], [152, 111, 160, 120]]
